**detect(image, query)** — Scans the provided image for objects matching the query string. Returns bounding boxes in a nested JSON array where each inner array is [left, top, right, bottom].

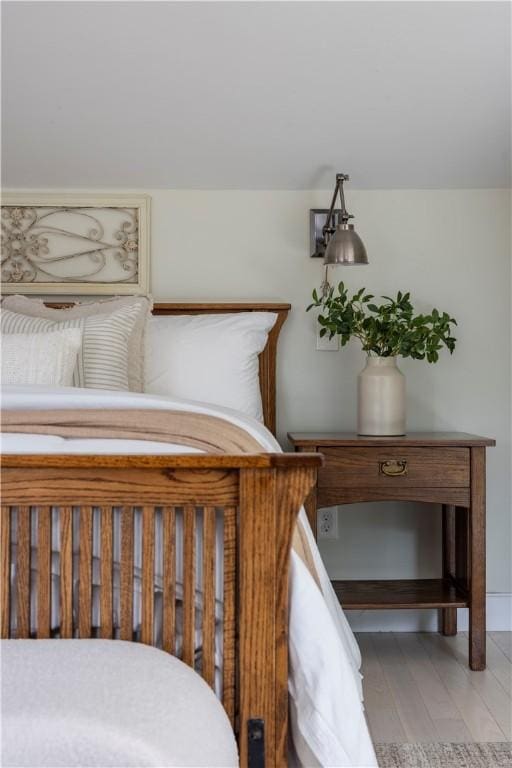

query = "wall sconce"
[[310, 173, 368, 294]]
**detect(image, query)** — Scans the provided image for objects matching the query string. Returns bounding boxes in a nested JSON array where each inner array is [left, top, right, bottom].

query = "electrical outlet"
[[318, 508, 338, 539], [316, 330, 339, 351]]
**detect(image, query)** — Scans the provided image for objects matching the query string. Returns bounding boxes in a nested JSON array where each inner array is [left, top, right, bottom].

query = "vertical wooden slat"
[[37, 506, 51, 639], [78, 506, 93, 638], [1, 506, 11, 638], [202, 506, 216, 688], [59, 506, 73, 638], [120, 507, 134, 641], [182, 505, 196, 667], [222, 505, 236, 724], [141, 506, 155, 645], [16, 506, 30, 638], [100, 507, 113, 639], [162, 507, 176, 654]]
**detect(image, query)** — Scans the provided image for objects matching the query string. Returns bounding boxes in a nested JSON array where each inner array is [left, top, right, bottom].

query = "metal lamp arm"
[[338, 176, 350, 220], [323, 180, 341, 237], [322, 173, 352, 239]]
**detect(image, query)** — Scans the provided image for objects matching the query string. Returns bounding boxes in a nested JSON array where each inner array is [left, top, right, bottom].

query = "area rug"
[[375, 743, 512, 768]]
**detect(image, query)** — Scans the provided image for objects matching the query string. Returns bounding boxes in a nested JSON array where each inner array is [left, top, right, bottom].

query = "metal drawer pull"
[[380, 459, 408, 477]]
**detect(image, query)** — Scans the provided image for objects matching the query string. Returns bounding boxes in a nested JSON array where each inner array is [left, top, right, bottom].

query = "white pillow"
[[1, 295, 151, 392], [1, 328, 82, 387], [145, 312, 277, 421], [1, 304, 144, 392]]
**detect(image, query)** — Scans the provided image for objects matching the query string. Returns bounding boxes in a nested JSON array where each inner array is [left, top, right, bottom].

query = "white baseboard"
[[346, 593, 512, 632]]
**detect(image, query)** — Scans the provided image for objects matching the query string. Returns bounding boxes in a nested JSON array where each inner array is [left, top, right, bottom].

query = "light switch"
[[316, 331, 339, 351]]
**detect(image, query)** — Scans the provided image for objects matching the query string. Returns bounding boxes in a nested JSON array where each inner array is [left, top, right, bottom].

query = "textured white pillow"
[[1, 295, 151, 391], [145, 312, 277, 421], [1, 329, 82, 387], [1, 304, 147, 392]]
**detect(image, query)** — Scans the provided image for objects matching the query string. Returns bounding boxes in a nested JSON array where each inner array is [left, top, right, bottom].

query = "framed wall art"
[[1, 194, 150, 295]]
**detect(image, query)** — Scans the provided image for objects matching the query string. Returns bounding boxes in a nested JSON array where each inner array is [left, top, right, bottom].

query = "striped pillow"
[[1, 304, 142, 391], [1, 295, 151, 391]]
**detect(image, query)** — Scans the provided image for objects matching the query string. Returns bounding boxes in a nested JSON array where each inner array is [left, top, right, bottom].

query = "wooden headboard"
[[46, 301, 291, 436]]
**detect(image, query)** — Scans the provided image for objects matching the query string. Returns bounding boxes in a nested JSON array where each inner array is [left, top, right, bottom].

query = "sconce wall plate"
[[310, 208, 341, 258]]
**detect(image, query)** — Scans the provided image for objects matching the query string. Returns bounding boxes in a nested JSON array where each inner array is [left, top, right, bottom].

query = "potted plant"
[[308, 283, 457, 435]]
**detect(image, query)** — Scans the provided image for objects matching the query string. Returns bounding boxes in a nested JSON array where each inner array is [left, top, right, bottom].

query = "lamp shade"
[[324, 223, 368, 266]]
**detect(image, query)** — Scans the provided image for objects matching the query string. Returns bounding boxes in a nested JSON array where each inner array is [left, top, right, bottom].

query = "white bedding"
[[1, 385, 377, 768], [1, 640, 238, 768]]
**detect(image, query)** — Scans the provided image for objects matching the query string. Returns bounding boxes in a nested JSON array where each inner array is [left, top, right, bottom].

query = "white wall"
[[7, 187, 511, 597], [148, 188, 511, 594]]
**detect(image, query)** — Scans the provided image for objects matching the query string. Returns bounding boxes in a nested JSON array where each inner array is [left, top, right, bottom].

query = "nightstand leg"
[[469, 448, 486, 670], [440, 504, 457, 636]]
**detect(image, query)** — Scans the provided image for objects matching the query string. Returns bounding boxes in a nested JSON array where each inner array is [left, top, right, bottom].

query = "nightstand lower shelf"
[[331, 578, 469, 610]]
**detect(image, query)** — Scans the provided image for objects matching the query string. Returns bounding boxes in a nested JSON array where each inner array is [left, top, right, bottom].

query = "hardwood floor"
[[358, 632, 512, 744]]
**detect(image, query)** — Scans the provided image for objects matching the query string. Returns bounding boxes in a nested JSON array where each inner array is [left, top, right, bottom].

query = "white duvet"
[[1, 385, 377, 768]]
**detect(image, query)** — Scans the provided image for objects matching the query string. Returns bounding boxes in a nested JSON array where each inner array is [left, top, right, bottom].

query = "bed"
[[0, 302, 376, 768]]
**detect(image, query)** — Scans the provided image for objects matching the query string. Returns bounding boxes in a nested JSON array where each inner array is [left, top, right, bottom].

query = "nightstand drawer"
[[318, 447, 470, 488]]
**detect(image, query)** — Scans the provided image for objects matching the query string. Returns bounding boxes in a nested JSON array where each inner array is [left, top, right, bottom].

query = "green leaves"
[[306, 285, 457, 363]]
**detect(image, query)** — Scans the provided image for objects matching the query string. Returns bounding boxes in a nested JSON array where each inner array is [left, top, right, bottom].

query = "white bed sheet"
[[1, 385, 377, 768]]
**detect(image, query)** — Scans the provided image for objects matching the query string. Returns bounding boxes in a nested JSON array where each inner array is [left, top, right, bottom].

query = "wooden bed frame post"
[[238, 464, 318, 768]]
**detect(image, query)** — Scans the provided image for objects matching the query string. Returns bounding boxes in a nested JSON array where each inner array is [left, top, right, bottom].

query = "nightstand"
[[288, 432, 495, 670]]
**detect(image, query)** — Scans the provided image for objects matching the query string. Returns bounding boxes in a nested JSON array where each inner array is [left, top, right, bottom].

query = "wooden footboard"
[[0, 452, 321, 768]]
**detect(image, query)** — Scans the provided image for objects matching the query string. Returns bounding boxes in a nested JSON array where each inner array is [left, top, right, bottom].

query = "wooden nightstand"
[[288, 432, 495, 670]]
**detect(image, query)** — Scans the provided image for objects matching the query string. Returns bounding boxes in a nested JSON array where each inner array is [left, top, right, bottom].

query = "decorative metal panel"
[[1, 195, 150, 294]]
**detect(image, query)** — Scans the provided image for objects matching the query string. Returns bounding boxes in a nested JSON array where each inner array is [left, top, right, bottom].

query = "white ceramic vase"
[[357, 356, 406, 436]]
